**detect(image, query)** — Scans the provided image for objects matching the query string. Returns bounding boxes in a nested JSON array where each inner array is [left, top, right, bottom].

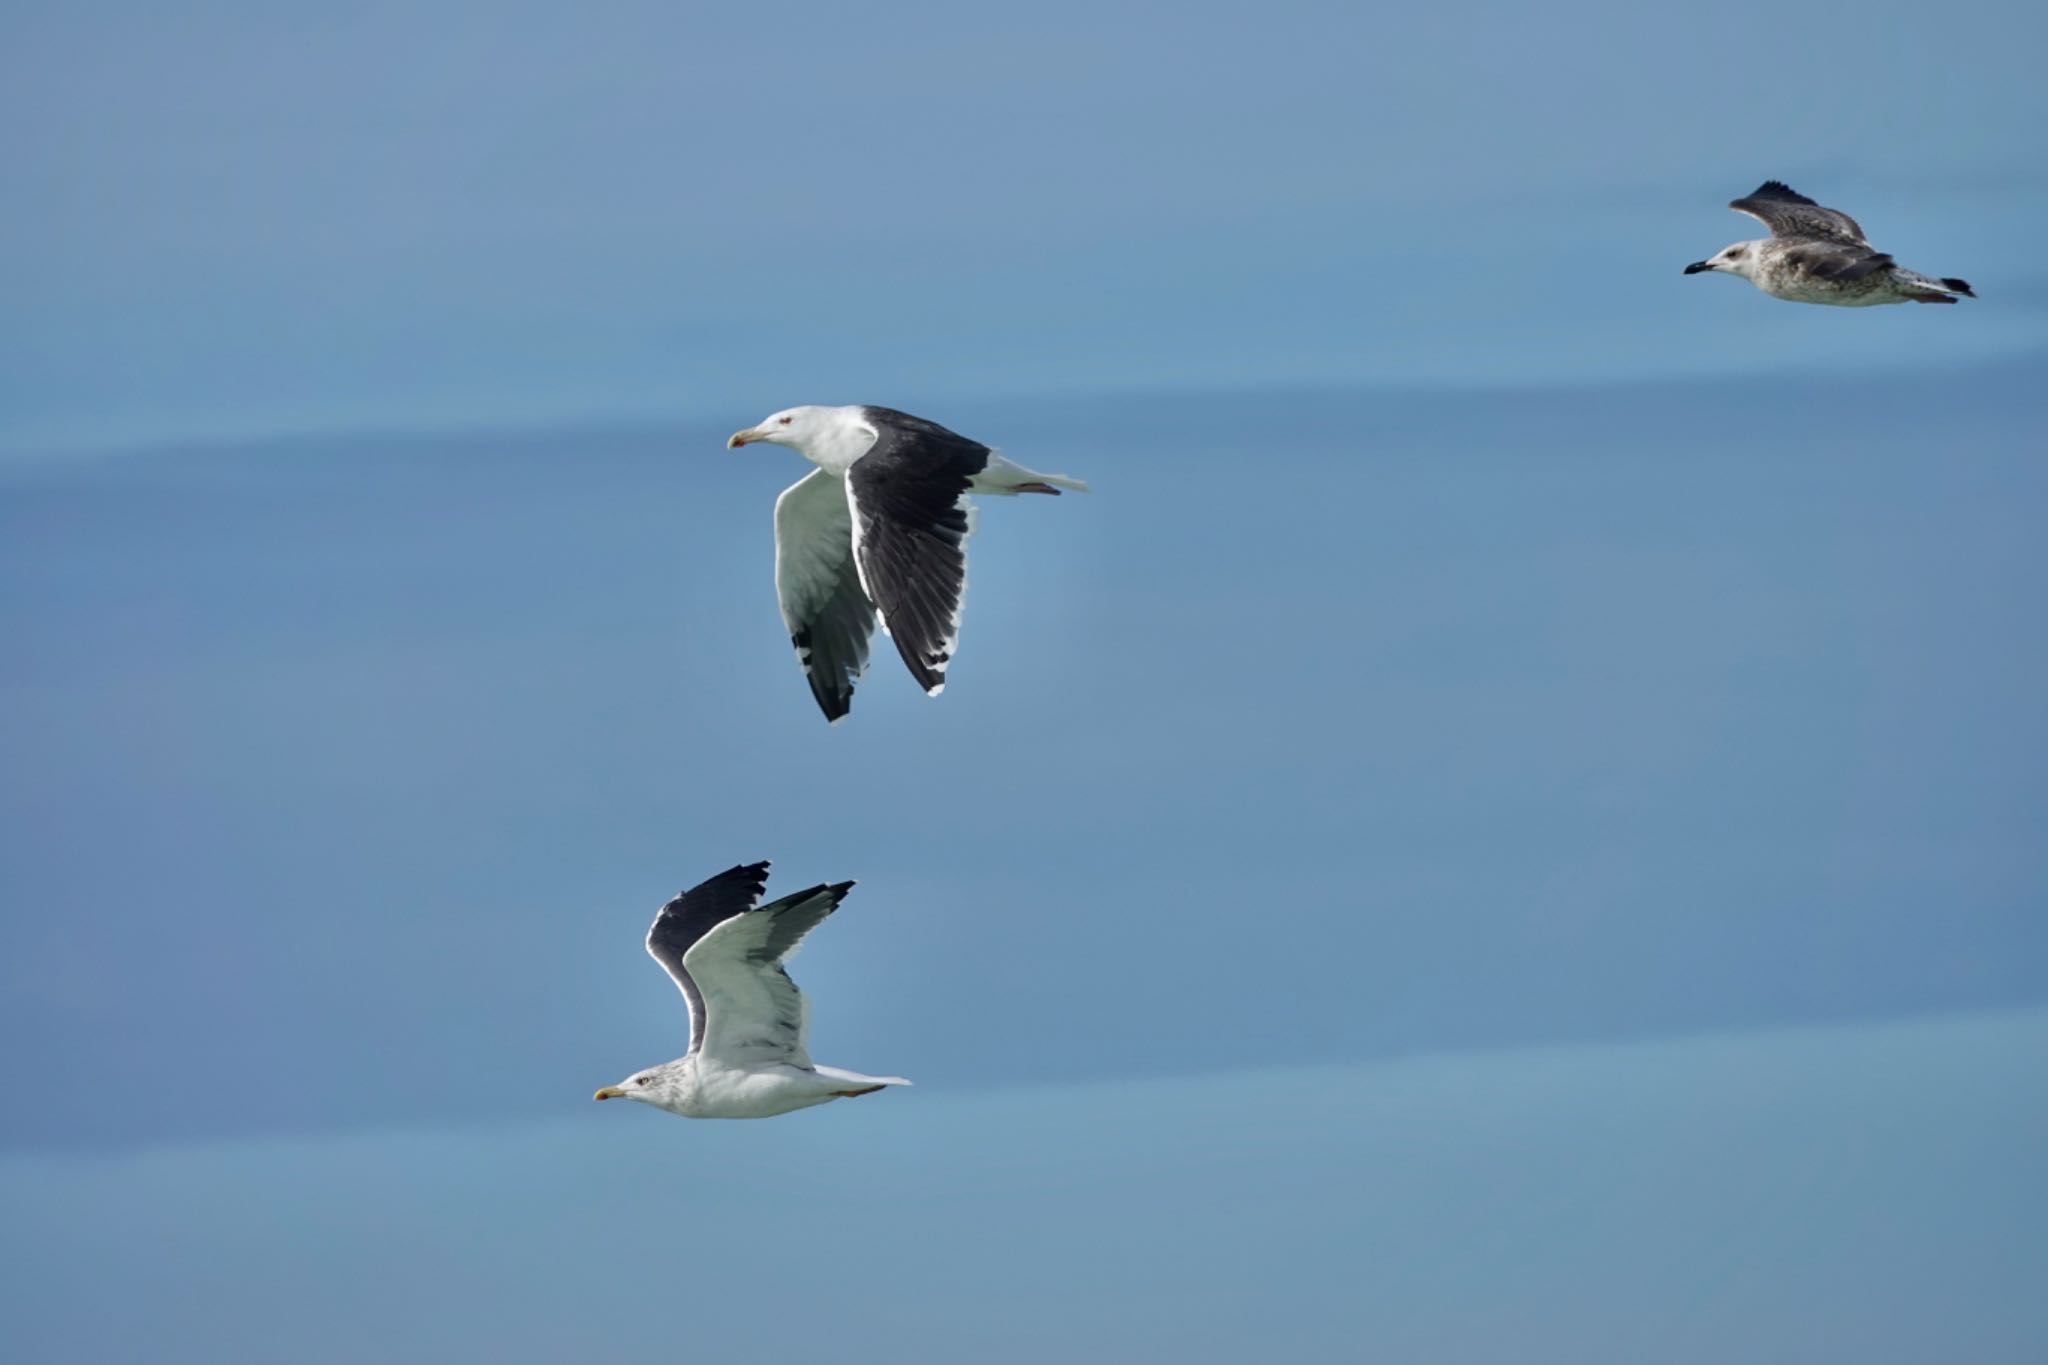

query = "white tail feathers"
[[814, 1065, 913, 1088], [972, 452, 1092, 496]]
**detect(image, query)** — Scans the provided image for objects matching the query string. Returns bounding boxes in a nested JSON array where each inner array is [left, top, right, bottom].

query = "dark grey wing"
[[1782, 242, 1897, 281], [684, 880, 855, 1067], [645, 861, 771, 1054], [774, 469, 878, 723], [1730, 181, 1869, 245], [844, 407, 991, 695]]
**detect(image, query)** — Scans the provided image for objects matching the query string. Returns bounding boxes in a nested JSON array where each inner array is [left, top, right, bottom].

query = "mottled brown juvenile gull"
[[1684, 181, 1975, 305], [593, 862, 909, 1120], [728, 404, 1090, 723]]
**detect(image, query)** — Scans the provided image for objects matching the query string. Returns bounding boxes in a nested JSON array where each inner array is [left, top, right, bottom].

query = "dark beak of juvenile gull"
[[728, 428, 764, 448], [593, 1086, 626, 1101], [1683, 260, 1712, 275]]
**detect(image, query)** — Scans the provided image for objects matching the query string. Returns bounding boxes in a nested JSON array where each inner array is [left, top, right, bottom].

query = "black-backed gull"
[[729, 405, 1089, 722]]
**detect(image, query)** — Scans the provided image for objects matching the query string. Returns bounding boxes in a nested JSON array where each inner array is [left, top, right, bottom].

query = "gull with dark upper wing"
[[1684, 181, 1975, 306], [729, 404, 1089, 722]]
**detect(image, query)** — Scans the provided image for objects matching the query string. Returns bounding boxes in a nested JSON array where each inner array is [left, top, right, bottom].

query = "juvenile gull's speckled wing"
[[1730, 181, 1869, 245], [1778, 241, 1897, 282]]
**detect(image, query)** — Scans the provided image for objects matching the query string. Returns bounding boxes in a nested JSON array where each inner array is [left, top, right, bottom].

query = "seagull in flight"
[[1684, 181, 1975, 305], [593, 862, 909, 1120], [729, 404, 1089, 722]]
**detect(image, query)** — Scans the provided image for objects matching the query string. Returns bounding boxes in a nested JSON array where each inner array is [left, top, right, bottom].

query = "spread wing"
[[774, 468, 877, 723], [1730, 181, 1868, 245], [844, 407, 990, 696], [681, 880, 854, 1069], [644, 862, 772, 1054]]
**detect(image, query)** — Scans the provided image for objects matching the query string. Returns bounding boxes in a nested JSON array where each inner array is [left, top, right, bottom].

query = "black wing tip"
[[664, 861, 771, 909], [1742, 179, 1817, 205], [1941, 277, 1976, 297], [756, 878, 856, 917], [793, 631, 859, 722], [815, 688, 853, 722], [894, 641, 950, 695]]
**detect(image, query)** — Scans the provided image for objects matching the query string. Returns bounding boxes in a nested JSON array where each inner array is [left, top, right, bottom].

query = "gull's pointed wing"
[[682, 880, 855, 1069], [844, 407, 989, 696], [1730, 181, 1869, 245], [775, 469, 878, 723], [645, 862, 772, 1054]]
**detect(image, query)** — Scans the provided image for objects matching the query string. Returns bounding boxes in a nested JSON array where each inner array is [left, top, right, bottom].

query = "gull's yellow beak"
[[727, 428, 764, 449], [593, 1086, 627, 1101]]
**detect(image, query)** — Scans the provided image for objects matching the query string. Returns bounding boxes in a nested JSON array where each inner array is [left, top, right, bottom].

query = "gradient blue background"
[[3, 2, 2045, 1360]]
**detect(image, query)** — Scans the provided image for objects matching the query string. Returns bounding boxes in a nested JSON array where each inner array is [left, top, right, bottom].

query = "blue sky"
[[6, 1011, 2045, 1363], [3, 1, 2046, 1359], [3, 0, 2046, 453]]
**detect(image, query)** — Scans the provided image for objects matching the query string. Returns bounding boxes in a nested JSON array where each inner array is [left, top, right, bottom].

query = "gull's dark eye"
[[778, 415, 793, 426], [636, 1076, 651, 1086]]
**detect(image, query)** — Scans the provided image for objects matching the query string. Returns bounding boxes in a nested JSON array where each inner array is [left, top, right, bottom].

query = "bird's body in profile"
[[1685, 181, 1974, 306], [593, 862, 909, 1120], [729, 404, 1089, 723]]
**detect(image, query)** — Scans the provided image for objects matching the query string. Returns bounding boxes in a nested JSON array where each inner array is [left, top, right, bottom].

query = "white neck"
[[793, 409, 879, 475]]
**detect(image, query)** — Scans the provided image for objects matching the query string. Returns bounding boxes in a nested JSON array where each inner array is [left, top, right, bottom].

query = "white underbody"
[[643, 1057, 909, 1120]]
